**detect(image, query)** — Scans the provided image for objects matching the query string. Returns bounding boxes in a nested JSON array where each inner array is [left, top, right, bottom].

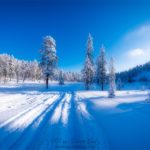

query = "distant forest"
[[0, 53, 149, 84], [116, 61, 150, 83]]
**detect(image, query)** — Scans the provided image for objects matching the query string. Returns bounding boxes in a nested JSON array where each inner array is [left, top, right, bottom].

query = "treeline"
[[0, 54, 42, 83], [0, 54, 81, 84], [1, 34, 149, 91], [116, 61, 150, 83]]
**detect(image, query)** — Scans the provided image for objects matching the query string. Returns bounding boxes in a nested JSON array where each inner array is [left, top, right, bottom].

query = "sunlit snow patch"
[[61, 94, 71, 126], [51, 93, 70, 124], [78, 102, 92, 119], [93, 99, 118, 108], [75, 95, 92, 120], [2, 94, 59, 130]]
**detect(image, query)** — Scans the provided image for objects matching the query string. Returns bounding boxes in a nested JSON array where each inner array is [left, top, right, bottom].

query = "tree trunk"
[[46, 76, 49, 89]]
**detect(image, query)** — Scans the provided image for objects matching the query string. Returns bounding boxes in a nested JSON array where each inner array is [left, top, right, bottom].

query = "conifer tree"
[[40, 36, 58, 89], [96, 45, 107, 90], [82, 34, 95, 90]]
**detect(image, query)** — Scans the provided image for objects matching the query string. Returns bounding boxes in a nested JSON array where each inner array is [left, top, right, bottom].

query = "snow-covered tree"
[[59, 70, 64, 85], [8, 55, 15, 81], [0, 54, 9, 83], [40, 36, 58, 89], [29, 60, 40, 81], [83, 56, 95, 90], [63, 71, 81, 82], [96, 45, 107, 91], [14, 59, 21, 83], [108, 57, 116, 98], [20, 61, 30, 83], [87, 33, 94, 64], [0, 53, 42, 83], [35, 64, 42, 82], [82, 34, 95, 90]]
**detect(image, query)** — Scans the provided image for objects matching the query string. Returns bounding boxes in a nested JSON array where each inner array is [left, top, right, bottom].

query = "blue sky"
[[0, 0, 150, 72]]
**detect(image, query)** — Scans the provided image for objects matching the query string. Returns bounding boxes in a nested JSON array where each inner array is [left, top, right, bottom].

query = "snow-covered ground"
[[0, 82, 150, 150]]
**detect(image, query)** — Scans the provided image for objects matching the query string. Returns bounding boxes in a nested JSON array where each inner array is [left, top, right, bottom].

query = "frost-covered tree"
[[35, 64, 42, 82], [8, 55, 15, 81], [63, 71, 81, 82], [0, 53, 42, 83], [59, 70, 64, 85], [82, 34, 95, 90], [87, 33, 94, 64], [0, 54, 9, 83], [29, 60, 39, 81], [14, 59, 21, 83], [108, 57, 116, 98], [20, 61, 30, 83], [96, 45, 107, 91], [40, 36, 58, 89], [83, 56, 95, 90]]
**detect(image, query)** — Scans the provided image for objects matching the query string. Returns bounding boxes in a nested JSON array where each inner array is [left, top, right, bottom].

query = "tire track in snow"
[[0, 94, 49, 128], [38, 93, 72, 150], [0, 92, 110, 150], [8, 93, 62, 150], [0, 94, 59, 149], [53, 92, 90, 150], [0, 94, 34, 113], [51, 93, 71, 125], [25, 92, 68, 150], [61, 93, 72, 126]]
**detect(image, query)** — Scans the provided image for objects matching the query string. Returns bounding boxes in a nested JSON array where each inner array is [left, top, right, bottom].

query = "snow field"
[[0, 83, 150, 149]]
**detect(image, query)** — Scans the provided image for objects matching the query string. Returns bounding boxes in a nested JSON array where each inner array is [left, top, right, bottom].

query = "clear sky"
[[0, 0, 150, 72]]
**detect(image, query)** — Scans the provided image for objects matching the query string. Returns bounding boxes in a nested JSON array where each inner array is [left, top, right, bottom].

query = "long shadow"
[[0, 94, 50, 129], [0, 82, 103, 95], [84, 98, 150, 150], [77, 96, 105, 103], [116, 100, 150, 118], [8, 94, 62, 150], [58, 92, 94, 150], [38, 93, 71, 150], [41, 92, 88, 150], [76, 96, 110, 150], [24, 92, 66, 150], [0, 94, 60, 149]]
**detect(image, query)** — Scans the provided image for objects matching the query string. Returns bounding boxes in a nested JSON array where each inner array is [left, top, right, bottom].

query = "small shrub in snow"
[[146, 91, 150, 102], [59, 70, 64, 85], [141, 85, 146, 91], [108, 57, 116, 98]]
